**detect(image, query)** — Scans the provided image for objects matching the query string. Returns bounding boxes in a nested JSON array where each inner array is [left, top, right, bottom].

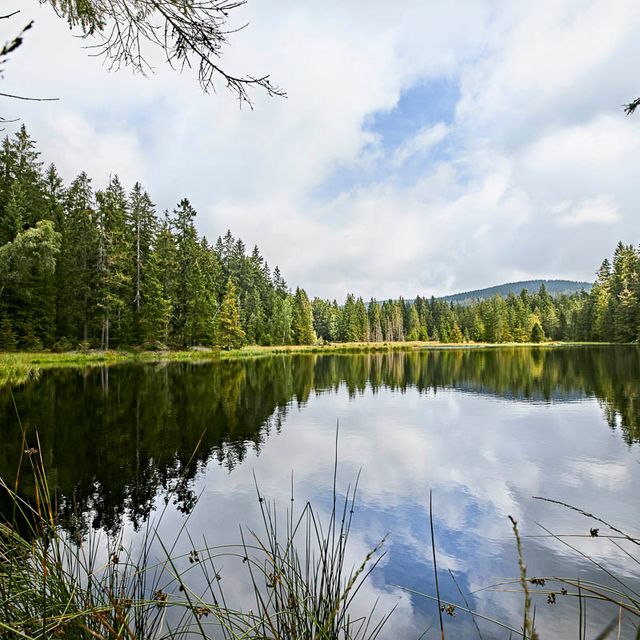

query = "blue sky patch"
[[365, 77, 459, 149], [315, 77, 459, 201]]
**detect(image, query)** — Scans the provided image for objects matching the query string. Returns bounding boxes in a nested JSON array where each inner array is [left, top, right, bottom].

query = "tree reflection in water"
[[0, 346, 638, 534]]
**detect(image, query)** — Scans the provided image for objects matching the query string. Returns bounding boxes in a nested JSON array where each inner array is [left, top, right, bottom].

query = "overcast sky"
[[5, 1, 640, 300]]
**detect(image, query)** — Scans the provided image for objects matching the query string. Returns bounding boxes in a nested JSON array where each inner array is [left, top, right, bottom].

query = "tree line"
[[0, 126, 311, 350], [0, 126, 638, 351]]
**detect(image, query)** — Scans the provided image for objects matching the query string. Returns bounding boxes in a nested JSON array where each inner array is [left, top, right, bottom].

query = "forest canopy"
[[0, 126, 638, 351]]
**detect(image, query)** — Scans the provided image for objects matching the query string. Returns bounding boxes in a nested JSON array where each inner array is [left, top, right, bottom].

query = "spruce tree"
[[95, 176, 132, 348], [368, 299, 383, 342], [127, 183, 158, 339], [216, 278, 245, 349], [406, 306, 420, 341], [451, 321, 464, 343], [0, 316, 17, 350], [0, 181, 26, 244], [530, 321, 545, 343], [58, 173, 99, 343], [292, 287, 315, 345], [269, 293, 292, 345], [139, 249, 173, 345], [149, 214, 178, 344], [354, 297, 369, 341]]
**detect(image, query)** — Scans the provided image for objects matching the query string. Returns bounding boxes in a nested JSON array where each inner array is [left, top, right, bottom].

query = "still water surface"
[[1, 346, 640, 638]]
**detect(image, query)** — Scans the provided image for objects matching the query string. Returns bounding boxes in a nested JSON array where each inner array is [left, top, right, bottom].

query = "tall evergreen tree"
[[127, 183, 158, 340], [292, 287, 315, 345], [216, 278, 245, 349], [368, 299, 383, 342], [95, 176, 132, 348], [58, 173, 99, 343]]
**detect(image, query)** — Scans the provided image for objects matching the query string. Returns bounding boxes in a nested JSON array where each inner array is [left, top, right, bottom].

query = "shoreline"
[[0, 340, 620, 371]]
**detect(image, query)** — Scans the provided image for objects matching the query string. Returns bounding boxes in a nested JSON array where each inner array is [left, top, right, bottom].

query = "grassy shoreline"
[[0, 340, 618, 388], [0, 339, 617, 369]]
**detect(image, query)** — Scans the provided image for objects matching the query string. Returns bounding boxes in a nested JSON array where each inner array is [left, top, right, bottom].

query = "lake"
[[1, 346, 640, 638]]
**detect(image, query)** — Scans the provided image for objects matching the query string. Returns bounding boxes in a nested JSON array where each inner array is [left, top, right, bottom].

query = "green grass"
[[0, 340, 620, 389], [0, 339, 614, 366]]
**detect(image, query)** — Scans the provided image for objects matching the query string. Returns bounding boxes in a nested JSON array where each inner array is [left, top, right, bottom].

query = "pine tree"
[[95, 176, 132, 348], [0, 316, 17, 350], [292, 287, 315, 345], [216, 278, 245, 349], [367, 299, 383, 342], [127, 183, 158, 339], [530, 321, 545, 343]]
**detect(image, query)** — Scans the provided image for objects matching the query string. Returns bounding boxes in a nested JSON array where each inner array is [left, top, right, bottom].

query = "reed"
[[3, 427, 640, 638], [0, 433, 391, 639], [401, 502, 640, 639]]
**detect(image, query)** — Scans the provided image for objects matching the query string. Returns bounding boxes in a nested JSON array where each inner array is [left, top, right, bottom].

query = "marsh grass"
[[399, 495, 640, 639], [0, 341, 611, 399], [0, 340, 602, 389], [3, 418, 640, 639], [0, 427, 391, 639]]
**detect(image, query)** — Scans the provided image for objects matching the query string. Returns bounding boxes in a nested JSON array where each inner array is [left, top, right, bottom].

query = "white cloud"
[[558, 195, 620, 226], [5, 0, 640, 299]]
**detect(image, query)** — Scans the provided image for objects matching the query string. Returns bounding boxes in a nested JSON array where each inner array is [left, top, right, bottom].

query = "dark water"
[[2, 346, 640, 638]]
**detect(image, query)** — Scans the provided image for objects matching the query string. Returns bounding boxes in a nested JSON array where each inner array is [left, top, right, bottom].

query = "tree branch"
[[624, 97, 640, 116], [0, 92, 59, 102], [42, 0, 285, 106]]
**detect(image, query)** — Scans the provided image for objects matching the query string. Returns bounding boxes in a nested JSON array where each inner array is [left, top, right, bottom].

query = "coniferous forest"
[[0, 126, 638, 351]]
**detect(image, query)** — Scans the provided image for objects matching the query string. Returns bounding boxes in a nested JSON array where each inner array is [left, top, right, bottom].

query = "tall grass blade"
[[429, 489, 445, 640]]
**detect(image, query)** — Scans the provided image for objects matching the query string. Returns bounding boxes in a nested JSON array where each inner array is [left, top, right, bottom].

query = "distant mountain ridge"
[[437, 279, 592, 304]]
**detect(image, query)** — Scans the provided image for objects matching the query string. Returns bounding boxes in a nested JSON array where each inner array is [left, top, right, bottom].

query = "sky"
[[4, 0, 640, 300]]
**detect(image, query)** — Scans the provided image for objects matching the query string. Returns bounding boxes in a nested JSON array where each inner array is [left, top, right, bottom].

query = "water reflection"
[[1, 346, 640, 637]]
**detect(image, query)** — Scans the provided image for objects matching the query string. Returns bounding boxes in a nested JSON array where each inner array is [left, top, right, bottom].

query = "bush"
[[19, 324, 43, 352], [141, 340, 168, 351], [51, 337, 74, 353]]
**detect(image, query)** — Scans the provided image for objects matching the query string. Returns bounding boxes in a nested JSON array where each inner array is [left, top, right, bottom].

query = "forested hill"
[[439, 280, 592, 305]]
